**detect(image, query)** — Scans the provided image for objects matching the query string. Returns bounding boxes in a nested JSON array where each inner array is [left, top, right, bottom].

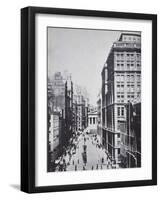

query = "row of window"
[[115, 63, 141, 70], [117, 84, 140, 87], [117, 91, 137, 94], [116, 74, 141, 82], [117, 92, 140, 97], [115, 52, 141, 58], [117, 85, 141, 91], [122, 35, 141, 42], [116, 63, 141, 67], [116, 60, 140, 63], [117, 94, 140, 103], [116, 60, 141, 63], [117, 95, 136, 99], [118, 107, 124, 117]]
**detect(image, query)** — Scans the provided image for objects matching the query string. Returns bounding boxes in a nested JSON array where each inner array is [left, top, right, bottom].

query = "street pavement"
[[55, 129, 112, 172]]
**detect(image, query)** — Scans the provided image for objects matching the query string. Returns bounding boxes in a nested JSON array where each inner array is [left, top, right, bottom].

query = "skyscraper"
[[101, 32, 141, 167]]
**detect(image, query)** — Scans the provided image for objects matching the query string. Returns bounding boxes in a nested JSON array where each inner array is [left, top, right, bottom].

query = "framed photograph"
[[21, 6, 157, 193]]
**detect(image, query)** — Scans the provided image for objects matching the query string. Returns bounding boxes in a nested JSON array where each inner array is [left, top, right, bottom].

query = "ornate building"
[[52, 72, 66, 116], [74, 85, 89, 131], [88, 110, 98, 134], [65, 75, 74, 142], [101, 32, 141, 167], [97, 91, 102, 140]]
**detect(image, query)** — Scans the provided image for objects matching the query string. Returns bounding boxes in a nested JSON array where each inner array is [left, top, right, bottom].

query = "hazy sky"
[[48, 27, 121, 106]]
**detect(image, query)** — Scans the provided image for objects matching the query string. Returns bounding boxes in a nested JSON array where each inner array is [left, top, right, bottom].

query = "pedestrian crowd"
[[53, 130, 112, 172]]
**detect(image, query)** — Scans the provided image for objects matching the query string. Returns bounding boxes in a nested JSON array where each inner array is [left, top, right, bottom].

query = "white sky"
[[48, 27, 121, 106]]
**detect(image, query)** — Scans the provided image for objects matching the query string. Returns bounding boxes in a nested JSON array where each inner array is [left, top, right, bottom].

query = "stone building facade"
[[101, 32, 141, 167]]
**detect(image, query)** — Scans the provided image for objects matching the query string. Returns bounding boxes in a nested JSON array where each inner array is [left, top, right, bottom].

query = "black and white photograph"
[[20, 6, 157, 193], [47, 27, 141, 173]]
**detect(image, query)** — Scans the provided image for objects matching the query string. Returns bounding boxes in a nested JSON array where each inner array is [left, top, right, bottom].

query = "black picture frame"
[[21, 6, 157, 193]]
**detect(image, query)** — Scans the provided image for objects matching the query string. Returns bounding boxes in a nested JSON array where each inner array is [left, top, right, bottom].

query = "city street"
[[47, 30, 142, 172], [54, 129, 112, 172]]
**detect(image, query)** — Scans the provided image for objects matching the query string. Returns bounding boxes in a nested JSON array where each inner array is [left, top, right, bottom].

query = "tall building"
[[47, 78, 54, 115], [65, 75, 74, 142], [74, 85, 89, 131], [52, 72, 66, 116], [72, 95, 78, 132], [101, 32, 141, 167], [119, 102, 141, 168], [76, 94, 85, 131], [48, 71, 74, 168], [97, 91, 102, 140], [48, 112, 60, 171], [84, 98, 89, 128]]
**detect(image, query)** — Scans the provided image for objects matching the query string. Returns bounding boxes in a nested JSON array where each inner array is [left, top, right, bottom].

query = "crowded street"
[[47, 31, 141, 172], [53, 129, 112, 172]]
